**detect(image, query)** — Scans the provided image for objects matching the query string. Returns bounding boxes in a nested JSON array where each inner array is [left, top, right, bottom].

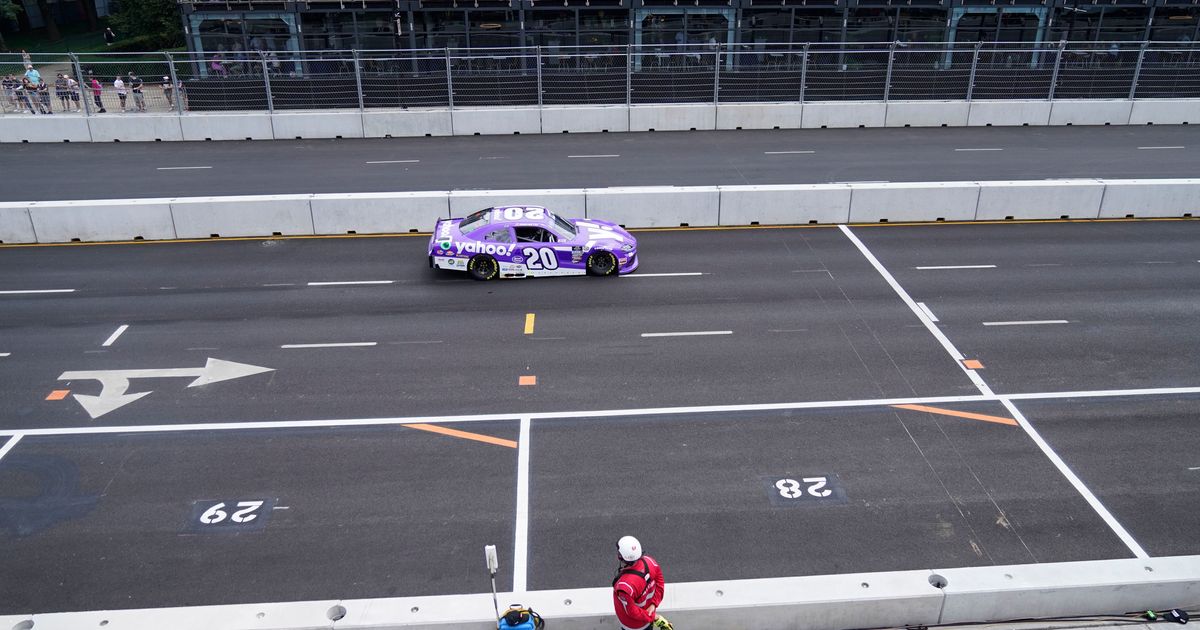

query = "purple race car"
[[428, 205, 639, 280]]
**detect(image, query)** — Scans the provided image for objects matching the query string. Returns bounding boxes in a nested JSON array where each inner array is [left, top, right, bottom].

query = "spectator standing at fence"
[[161, 76, 175, 109], [24, 64, 41, 86], [210, 54, 227, 77], [11, 76, 33, 113], [104, 28, 116, 46], [54, 74, 70, 111], [89, 75, 106, 112], [67, 75, 81, 111], [36, 78, 52, 114], [129, 73, 145, 112], [113, 74, 127, 112], [2, 75, 19, 113], [18, 77, 36, 113]]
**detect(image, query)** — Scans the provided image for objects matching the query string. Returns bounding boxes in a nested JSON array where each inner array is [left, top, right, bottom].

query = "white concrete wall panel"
[[885, 101, 970, 127], [0, 206, 37, 243], [0, 116, 91, 143], [362, 109, 453, 138], [449, 189, 587, 218], [450, 107, 542, 136], [179, 113, 274, 141], [170, 195, 315, 238], [849, 182, 981, 223], [585, 186, 719, 228], [269, 111, 364, 139], [1099, 179, 1200, 218], [718, 184, 851, 225], [1048, 99, 1134, 126], [628, 104, 717, 132], [716, 103, 804, 130], [540, 106, 630, 133], [976, 180, 1104, 220], [1128, 99, 1200, 125], [87, 114, 184, 142], [967, 100, 1052, 126], [311, 192, 450, 234], [801, 102, 886, 129], [28, 199, 176, 242]]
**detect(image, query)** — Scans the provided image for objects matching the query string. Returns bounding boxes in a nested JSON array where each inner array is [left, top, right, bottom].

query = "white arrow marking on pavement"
[[58, 358, 274, 419]]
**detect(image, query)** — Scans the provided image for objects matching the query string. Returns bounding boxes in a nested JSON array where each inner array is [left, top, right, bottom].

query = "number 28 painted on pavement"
[[775, 478, 831, 498]]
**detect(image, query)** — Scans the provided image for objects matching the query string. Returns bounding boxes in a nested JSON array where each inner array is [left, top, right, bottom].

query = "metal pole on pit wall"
[[799, 43, 810, 104], [1129, 41, 1147, 100], [966, 42, 981, 101], [262, 54, 274, 114], [626, 44, 633, 106], [166, 52, 184, 115], [445, 47, 455, 110], [352, 50, 365, 112], [1048, 42, 1064, 101], [884, 41, 896, 102], [69, 53, 91, 116], [535, 46, 543, 109]]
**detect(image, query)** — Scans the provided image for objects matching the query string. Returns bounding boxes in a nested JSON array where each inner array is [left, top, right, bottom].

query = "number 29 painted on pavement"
[[187, 498, 276, 532]]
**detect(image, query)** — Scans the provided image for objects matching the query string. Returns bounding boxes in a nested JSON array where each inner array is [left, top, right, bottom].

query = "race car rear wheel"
[[468, 254, 499, 281], [586, 251, 618, 277]]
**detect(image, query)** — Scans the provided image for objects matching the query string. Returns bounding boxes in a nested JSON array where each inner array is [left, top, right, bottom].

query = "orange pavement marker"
[[45, 390, 70, 401], [518, 375, 537, 386], [892, 403, 1018, 426], [962, 359, 984, 370], [402, 423, 518, 449]]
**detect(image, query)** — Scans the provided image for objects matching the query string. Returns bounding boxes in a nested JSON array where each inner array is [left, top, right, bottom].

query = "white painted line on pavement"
[[764, 150, 815, 155], [954, 148, 1003, 152], [262, 283, 296, 287], [156, 166, 213, 170], [642, 331, 732, 338], [1140, 261, 1175, 264], [1137, 146, 1184, 150], [999, 398, 1149, 559], [1188, 467, 1200, 471], [513, 416, 531, 593], [480, 156, 507, 160], [307, 280, 394, 286], [983, 320, 1069, 326], [916, 302, 939, 323], [915, 265, 997, 270], [273, 506, 291, 510], [0, 353, 10, 357], [625, 272, 705, 278], [0, 289, 75, 295], [365, 160, 420, 164], [5, 385, 1200, 438], [101, 325, 129, 347], [567, 154, 620, 158], [0, 434, 23, 463], [281, 342, 377, 349]]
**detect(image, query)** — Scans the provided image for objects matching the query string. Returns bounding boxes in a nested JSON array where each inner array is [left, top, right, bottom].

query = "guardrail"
[[2, 178, 1198, 244]]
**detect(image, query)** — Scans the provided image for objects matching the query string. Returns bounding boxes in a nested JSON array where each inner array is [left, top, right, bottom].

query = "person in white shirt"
[[113, 75, 127, 111]]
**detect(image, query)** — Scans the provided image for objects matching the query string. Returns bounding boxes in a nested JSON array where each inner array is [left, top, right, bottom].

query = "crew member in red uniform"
[[612, 535, 667, 630]]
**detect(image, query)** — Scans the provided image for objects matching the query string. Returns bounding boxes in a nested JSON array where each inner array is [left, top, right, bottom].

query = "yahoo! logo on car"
[[456, 241, 516, 256]]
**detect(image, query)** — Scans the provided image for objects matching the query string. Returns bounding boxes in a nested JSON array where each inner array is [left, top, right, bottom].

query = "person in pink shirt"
[[89, 75, 106, 113]]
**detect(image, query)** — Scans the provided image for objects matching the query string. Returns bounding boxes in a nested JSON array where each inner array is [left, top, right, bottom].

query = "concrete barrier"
[[540, 106, 630, 133], [967, 100, 1052, 126], [849, 181, 981, 223], [450, 107, 542, 136], [716, 103, 804, 130], [1048, 99, 1133, 126], [718, 184, 851, 225], [170, 195, 315, 238], [28, 198, 177, 242], [87, 114, 184, 142], [362, 109, 453, 138], [885, 101, 971, 127], [629, 104, 717, 132], [449, 189, 588, 218], [1128, 99, 1200, 125], [1098, 178, 1200, 218], [801, 102, 887, 129], [585, 186, 720, 228], [975, 179, 1104, 220], [179, 113, 274, 141], [311, 192, 449, 234], [0, 115, 92, 143], [269, 111, 364, 139], [0, 206, 37, 243]]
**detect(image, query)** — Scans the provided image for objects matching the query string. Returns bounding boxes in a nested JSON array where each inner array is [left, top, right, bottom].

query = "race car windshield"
[[550, 212, 577, 238], [457, 209, 492, 235]]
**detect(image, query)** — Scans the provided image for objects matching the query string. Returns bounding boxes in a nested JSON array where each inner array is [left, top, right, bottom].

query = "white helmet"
[[616, 535, 642, 563]]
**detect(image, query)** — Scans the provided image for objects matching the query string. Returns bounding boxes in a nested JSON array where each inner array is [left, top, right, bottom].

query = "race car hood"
[[571, 219, 636, 249]]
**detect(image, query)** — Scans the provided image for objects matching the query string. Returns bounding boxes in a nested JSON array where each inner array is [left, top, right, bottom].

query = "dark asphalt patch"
[[527, 405, 1132, 591], [0, 423, 518, 614]]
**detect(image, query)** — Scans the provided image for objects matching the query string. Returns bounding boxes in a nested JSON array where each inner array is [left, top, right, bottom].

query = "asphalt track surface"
[[1, 220, 1198, 614], [4, 125, 1200, 201]]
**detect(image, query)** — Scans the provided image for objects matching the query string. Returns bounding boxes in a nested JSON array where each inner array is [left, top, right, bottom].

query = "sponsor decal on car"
[[455, 241, 516, 257]]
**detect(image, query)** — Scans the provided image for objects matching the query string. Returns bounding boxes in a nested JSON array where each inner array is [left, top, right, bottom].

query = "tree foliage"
[[0, 0, 23, 52], [108, 0, 183, 48]]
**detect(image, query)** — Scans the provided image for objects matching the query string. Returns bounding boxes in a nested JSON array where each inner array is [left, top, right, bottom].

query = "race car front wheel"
[[586, 251, 618, 277], [468, 254, 499, 281]]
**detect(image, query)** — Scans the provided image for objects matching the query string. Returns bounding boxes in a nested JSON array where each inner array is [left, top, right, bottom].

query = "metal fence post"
[[352, 50, 365, 112], [966, 42, 981, 101], [799, 43, 810, 104], [535, 46, 543, 109], [884, 41, 896, 102], [1048, 42, 1064, 101], [625, 44, 633, 106], [445, 47, 454, 110], [713, 45, 721, 105], [262, 54, 274, 114], [1129, 41, 1147, 100], [69, 53, 91, 116], [166, 52, 183, 115]]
